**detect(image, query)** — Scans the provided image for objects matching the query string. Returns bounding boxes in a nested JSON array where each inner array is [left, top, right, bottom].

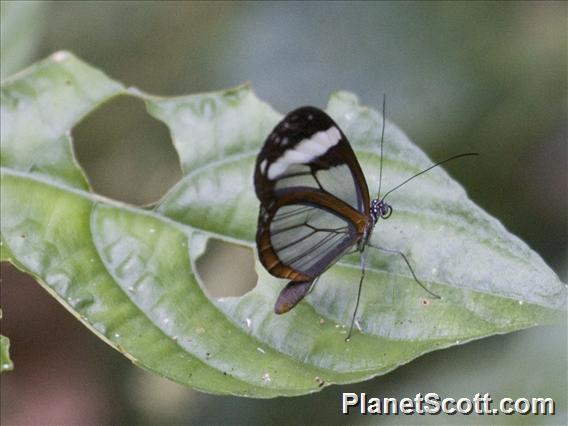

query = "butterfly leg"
[[346, 253, 367, 341], [306, 275, 321, 296], [344, 247, 360, 256], [368, 244, 441, 299], [274, 280, 313, 314]]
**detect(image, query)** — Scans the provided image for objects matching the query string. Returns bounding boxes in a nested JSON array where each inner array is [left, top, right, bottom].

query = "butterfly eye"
[[380, 204, 393, 219]]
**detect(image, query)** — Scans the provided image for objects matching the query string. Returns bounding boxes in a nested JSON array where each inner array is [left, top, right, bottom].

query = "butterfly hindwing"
[[254, 107, 371, 283], [258, 196, 357, 280]]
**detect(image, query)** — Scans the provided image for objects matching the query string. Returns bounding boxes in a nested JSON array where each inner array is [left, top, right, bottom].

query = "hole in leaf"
[[195, 239, 258, 298], [72, 95, 182, 205]]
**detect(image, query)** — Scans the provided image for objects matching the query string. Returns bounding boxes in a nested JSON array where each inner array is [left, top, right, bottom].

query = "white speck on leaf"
[[53, 51, 69, 62]]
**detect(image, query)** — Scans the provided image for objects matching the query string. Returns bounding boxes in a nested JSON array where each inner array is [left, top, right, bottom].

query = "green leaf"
[[1, 1, 46, 79], [0, 309, 13, 373], [1, 52, 566, 397], [0, 335, 13, 373]]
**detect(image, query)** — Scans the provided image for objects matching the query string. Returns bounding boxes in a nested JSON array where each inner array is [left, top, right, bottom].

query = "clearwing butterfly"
[[254, 105, 476, 339], [253, 106, 389, 317]]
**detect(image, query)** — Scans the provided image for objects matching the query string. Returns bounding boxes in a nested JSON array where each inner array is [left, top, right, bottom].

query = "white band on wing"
[[267, 127, 341, 180]]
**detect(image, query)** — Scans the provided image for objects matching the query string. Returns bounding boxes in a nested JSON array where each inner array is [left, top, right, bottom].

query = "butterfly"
[[254, 105, 475, 339]]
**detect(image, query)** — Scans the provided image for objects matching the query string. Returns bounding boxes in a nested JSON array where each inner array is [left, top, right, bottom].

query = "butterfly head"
[[371, 198, 393, 221]]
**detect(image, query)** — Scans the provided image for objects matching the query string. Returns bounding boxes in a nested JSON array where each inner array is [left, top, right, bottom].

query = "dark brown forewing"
[[254, 106, 370, 215]]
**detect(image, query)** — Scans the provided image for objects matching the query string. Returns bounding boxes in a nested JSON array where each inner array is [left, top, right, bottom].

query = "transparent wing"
[[257, 201, 358, 279], [271, 163, 363, 212]]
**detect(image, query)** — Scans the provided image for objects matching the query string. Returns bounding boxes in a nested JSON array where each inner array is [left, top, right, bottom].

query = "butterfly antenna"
[[381, 153, 479, 203], [376, 94, 387, 200]]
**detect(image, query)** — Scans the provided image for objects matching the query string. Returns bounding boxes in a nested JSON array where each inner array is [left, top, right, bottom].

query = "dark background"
[[1, 1, 566, 424]]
